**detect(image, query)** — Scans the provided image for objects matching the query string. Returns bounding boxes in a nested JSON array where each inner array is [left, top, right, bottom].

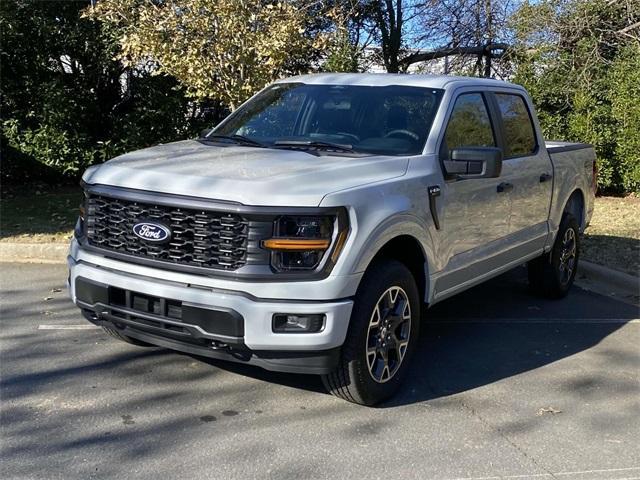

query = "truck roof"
[[276, 73, 524, 91]]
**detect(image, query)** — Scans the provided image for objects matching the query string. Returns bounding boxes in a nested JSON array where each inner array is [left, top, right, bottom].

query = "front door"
[[434, 91, 512, 296]]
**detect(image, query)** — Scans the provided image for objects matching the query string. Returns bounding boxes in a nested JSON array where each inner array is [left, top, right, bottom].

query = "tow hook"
[[210, 341, 230, 350]]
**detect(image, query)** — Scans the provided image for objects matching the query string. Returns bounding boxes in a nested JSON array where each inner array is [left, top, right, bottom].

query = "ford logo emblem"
[[132, 222, 171, 242]]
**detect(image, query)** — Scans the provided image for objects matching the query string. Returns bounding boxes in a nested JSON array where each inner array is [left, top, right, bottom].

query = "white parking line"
[[446, 465, 640, 480], [429, 318, 639, 324], [38, 324, 101, 330]]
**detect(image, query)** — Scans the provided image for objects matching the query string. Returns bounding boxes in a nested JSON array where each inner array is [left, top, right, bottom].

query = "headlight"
[[262, 213, 348, 273]]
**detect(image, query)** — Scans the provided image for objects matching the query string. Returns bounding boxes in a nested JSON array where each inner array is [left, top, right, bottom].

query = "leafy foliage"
[[511, 0, 640, 194], [322, 3, 364, 73], [608, 44, 640, 193], [86, 0, 314, 109], [0, 0, 208, 185]]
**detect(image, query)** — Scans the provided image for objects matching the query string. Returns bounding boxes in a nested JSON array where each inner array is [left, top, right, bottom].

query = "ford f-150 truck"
[[69, 74, 596, 405]]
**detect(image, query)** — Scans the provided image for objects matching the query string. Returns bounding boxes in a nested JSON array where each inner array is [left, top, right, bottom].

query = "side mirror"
[[444, 147, 503, 179]]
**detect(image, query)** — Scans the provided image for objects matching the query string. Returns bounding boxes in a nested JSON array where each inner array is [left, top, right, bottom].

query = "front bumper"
[[80, 308, 341, 374], [68, 248, 355, 374]]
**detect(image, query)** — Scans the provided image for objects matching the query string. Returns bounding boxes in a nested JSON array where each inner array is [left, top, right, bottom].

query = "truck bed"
[[544, 141, 596, 236]]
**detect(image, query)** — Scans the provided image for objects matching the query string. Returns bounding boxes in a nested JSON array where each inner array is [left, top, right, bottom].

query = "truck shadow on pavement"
[[387, 267, 639, 407], [198, 267, 639, 407], [2, 263, 638, 477]]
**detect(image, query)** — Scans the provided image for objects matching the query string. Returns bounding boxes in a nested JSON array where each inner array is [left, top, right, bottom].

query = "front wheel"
[[528, 213, 580, 299], [322, 259, 420, 406]]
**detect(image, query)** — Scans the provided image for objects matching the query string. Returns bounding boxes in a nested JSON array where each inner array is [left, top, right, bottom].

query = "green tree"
[[1, 0, 123, 176], [1, 0, 206, 183], [608, 44, 640, 193], [511, 0, 640, 194], [86, 0, 315, 109], [322, 1, 367, 72]]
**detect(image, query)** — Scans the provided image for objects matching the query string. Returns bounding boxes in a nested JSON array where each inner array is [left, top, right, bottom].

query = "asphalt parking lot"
[[1, 262, 639, 480]]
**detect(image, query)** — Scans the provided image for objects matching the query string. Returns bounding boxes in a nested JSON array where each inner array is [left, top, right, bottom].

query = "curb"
[[577, 260, 639, 302], [579, 260, 638, 291], [0, 243, 68, 264]]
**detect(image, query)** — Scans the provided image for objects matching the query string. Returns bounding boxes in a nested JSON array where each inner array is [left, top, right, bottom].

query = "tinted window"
[[215, 84, 444, 156], [495, 94, 536, 157], [443, 93, 495, 157]]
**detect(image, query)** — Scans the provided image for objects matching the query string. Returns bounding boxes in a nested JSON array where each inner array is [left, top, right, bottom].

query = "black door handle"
[[497, 182, 513, 193], [540, 173, 553, 183]]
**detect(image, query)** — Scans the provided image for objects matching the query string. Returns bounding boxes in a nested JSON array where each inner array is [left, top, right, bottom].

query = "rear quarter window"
[[495, 94, 537, 158]]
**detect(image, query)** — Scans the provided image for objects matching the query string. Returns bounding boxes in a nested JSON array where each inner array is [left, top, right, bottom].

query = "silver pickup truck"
[[69, 74, 596, 405]]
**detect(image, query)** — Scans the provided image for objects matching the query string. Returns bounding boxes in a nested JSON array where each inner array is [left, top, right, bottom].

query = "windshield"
[[212, 83, 444, 156]]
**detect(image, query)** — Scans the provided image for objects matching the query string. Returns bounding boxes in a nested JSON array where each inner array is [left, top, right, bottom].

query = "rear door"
[[490, 92, 553, 252]]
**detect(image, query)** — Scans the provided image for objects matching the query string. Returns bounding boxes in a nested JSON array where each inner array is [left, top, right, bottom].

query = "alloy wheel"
[[365, 286, 412, 383], [558, 227, 577, 285]]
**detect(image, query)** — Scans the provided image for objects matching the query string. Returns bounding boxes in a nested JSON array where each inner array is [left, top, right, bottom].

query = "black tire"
[[322, 259, 420, 406], [102, 326, 154, 347], [528, 213, 580, 299]]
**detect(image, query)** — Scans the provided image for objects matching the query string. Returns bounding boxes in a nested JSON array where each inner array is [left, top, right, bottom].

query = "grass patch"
[[582, 196, 639, 276], [0, 186, 81, 243]]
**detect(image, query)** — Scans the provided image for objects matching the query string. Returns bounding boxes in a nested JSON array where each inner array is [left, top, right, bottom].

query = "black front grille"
[[86, 194, 249, 270]]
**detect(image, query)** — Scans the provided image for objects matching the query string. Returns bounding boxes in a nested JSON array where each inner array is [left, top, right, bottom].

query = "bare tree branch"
[[400, 43, 509, 68]]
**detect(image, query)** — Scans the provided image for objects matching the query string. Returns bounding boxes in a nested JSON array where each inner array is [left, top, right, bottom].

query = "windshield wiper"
[[201, 134, 265, 148], [274, 140, 355, 153]]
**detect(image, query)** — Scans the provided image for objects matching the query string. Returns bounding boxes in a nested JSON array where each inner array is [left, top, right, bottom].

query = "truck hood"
[[83, 140, 409, 206]]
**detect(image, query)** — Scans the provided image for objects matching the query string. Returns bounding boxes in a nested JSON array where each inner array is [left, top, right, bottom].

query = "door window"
[[495, 94, 537, 158], [442, 93, 495, 158]]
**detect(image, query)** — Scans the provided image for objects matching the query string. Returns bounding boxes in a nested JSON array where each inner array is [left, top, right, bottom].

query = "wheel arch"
[[355, 232, 430, 308], [372, 235, 428, 306], [563, 188, 586, 232]]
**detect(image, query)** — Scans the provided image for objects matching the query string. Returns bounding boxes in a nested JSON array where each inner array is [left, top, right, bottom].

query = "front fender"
[[341, 212, 436, 304], [351, 214, 435, 276], [320, 161, 442, 301]]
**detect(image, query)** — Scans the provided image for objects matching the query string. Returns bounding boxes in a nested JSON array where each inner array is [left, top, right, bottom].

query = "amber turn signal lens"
[[331, 229, 348, 262], [262, 238, 330, 251]]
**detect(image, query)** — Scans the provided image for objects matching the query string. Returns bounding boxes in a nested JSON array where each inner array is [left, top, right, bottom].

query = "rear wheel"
[[102, 326, 153, 347], [322, 260, 420, 406], [528, 213, 580, 299]]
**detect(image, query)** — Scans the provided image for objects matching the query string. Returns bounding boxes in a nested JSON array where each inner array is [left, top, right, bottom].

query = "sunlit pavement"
[[1, 262, 638, 480]]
